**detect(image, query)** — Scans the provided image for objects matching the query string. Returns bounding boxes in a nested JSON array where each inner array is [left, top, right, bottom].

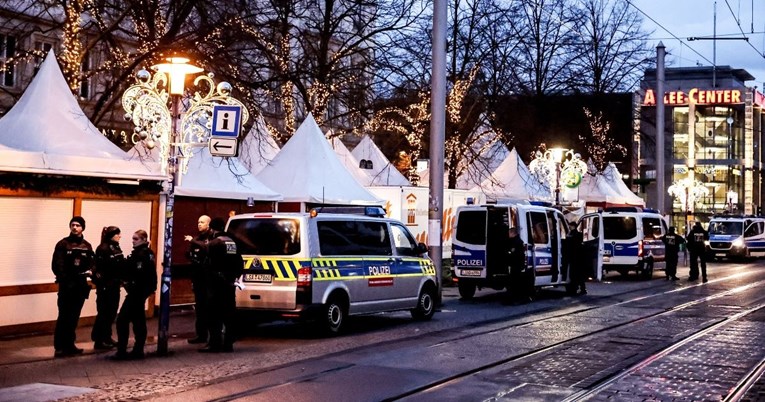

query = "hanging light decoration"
[[667, 177, 710, 211]]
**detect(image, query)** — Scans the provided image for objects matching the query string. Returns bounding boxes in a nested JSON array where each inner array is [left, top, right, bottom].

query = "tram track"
[[187, 268, 765, 402]]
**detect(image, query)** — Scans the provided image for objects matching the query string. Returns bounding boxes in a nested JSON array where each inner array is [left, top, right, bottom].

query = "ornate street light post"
[[122, 55, 248, 356], [529, 147, 587, 206], [668, 177, 709, 233]]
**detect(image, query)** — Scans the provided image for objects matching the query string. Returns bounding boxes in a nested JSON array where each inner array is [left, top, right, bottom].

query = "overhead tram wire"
[[724, 0, 765, 59], [625, 0, 714, 66]]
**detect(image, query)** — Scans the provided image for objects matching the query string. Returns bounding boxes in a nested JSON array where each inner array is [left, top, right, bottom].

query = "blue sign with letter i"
[[211, 105, 242, 137]]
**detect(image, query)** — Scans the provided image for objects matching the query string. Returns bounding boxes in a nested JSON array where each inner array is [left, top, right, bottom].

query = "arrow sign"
[[209, 137, 238, 157]]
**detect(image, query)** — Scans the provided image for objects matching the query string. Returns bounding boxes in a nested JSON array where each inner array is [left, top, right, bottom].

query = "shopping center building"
[[637, 66, 765, 230]]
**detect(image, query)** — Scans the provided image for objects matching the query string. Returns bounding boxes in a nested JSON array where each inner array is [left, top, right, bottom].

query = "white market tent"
[[329, 135, 373, 186], [128, 143, 281, 201], [471, 148, 551, 201], [257, 113, 382, 205], [0, 50, 163, 180], [239, 115, 281, 175], [568, 163, 627, 206], [351, 135, 411, 186], [602, 163, 645, 206]]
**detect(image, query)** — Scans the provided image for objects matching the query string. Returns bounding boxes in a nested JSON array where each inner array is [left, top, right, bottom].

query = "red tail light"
[[297, 265, 312, 288], [638, 240, 644, 257]]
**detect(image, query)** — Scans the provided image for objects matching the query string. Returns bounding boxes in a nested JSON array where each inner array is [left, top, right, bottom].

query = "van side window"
[[745, 221, 762, 237], [318, 220, 392, 256], [528, 212, 549, 245], [391, 223, 419, 256], [642, 217, 663, 239], [455, 211, 487, 245]]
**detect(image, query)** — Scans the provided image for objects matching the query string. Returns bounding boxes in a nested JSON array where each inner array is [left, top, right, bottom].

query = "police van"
[[451, 202, 603, 299], [580, 207, 666, 279], [707, 215, 765, 259], [225, 207, 437, 334]]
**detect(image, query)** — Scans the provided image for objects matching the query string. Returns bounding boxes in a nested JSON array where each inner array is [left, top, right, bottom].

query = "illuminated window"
[[79, 51, 91, 99], [0, 34, 16, 87]]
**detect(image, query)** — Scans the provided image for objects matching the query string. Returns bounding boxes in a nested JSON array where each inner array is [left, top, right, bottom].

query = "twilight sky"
[[630, 0, 765, 87]]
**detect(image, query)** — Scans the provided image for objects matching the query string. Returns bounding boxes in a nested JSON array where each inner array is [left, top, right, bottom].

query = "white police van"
[[451, 202, 603, 299], [579, 207, 666, 279], [707, 215, 765, 259], [225, 207, 437, 335]]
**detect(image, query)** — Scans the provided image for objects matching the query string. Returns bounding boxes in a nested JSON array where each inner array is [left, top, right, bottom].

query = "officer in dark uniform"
[[507, 227, 532, 303], [686, 221, 709, 282], [661, 226, 685, 281], [184, 215, 213, 344], [91, 226, 124, 350], [566, 222, 587, 295], [51, 216, 94, 357], [114, 230, 157, 360], [199, 218, 244, 353]]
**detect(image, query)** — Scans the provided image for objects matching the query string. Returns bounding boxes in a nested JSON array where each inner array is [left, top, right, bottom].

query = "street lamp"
[[122, 55, 248, 356], [529, 147, 587, 205], [668, 177, 709, 232], [727, 190, 737, 213]]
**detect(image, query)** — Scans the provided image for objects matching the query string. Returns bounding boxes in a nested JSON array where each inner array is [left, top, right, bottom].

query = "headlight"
[[704, 240, 710, 246], [732, 238, 744, 247]]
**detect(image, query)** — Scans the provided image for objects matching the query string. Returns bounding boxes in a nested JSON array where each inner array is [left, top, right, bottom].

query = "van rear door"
[[452, 207, 488, 279], [580, 213, 604, 281]]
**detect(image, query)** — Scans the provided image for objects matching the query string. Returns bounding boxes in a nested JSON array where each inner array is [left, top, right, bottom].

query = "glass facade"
[[669, 105, 744, 230]]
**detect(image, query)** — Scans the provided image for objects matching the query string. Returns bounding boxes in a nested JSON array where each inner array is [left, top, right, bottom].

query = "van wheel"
[[458, 281, 476, 299], [319, 296, 347, 335], [411, 285, 436, 320]]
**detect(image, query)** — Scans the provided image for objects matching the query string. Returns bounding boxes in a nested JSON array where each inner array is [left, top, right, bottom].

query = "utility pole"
[[429, 0, 446, 303], [656, 42, 666, 214]]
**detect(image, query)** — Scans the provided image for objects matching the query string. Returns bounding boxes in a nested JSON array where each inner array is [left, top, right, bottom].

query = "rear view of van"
[[596, 208, 666, 279], [226, 211, 437, 335]]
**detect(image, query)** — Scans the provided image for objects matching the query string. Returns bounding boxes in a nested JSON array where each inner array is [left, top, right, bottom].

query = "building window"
[[34, 40, 54, 74], [0, 34, 17, 87], [79, 52, 91, 99]]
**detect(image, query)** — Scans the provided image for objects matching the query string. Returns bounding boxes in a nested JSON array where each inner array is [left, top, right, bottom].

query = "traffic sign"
[[209, 137, 238, 157], [211, 105, 242, 137]]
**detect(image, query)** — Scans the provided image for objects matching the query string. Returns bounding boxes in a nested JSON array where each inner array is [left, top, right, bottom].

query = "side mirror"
[[415, 242, 428, 254]]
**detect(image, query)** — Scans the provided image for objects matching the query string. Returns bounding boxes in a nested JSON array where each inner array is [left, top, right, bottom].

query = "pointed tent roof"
[[329, 135, 373, 185], [0, 50, 163, 180], [257, 114, 382, 205], [239, 115, 281, 175], [351, 135, 410, 186], [602, 163, 645, 206], [471, 148, 551, 201], [571, 160, 627, 205], [128, 143, 281, 201]]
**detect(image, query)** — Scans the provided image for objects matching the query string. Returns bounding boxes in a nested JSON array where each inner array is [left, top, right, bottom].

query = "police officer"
[[91, 226, 124, 350], [199, 218, 243, 353], [51, 216, 94, 357], [114, 230, 157, 360], [507, 227, 532, 303], [686, 221, 709, 282], [184, 215, 213, 344], [567, 222, 587, 295], [661, 226, 685, 281]]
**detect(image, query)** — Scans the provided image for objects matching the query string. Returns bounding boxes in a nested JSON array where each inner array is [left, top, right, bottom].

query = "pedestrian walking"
[[51, 216, 94, 357], [507, 227, 533, 304], [566, 222, 587, 295], [660, 226, 685, 281], [91, 226, 124, 350], [113, 230, 157, 360], [198, 218, 243, 353], [184, 215, 213, 345], [686, 221, 709, 282]]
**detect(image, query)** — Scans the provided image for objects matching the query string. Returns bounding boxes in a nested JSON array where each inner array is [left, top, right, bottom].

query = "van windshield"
[[709, 221, 742, 235], [603, 216, 637, 240], [227, 218, 301, 255]]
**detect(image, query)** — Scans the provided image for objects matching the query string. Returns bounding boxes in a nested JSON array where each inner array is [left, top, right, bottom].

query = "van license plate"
[[244, 273, 272, 283], [460, 269, 482, 277], [716, 253, 725, 257]]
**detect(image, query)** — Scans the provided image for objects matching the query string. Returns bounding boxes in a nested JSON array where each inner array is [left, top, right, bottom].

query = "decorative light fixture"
[[667, 177, 709, 215], [529, 147, 587, 205], [121, 54, 248, 356]]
